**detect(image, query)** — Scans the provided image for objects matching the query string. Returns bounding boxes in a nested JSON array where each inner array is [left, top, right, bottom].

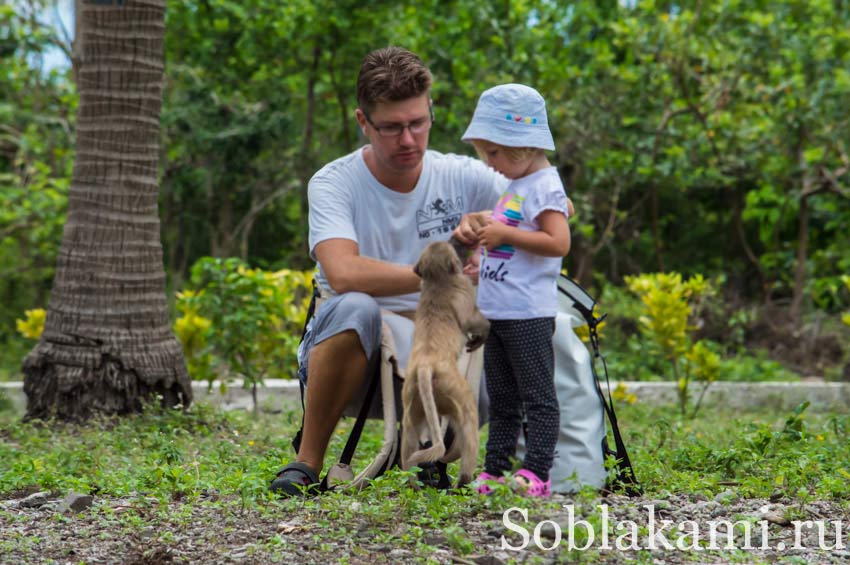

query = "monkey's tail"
[[405, 366, 446, 468]]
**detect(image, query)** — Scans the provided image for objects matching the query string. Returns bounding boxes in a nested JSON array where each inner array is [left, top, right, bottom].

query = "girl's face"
[[474, 139, 535, 180]]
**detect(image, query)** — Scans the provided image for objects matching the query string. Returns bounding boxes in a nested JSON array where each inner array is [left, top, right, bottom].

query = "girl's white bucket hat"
[[461, 83, 555, 151]]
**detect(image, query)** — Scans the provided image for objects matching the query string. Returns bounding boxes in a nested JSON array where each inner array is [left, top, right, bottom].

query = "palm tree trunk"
[[23, 0, 192, 421]]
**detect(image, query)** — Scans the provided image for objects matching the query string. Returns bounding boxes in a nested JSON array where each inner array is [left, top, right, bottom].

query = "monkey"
[[400, 241, 490, 487]]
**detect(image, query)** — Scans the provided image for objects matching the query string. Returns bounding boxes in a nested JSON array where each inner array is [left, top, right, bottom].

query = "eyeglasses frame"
[[362, 105, 435, 138]]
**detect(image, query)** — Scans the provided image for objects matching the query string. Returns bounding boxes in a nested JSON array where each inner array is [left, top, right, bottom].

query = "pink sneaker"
[[473, 471, 505, 495], [510, 469, 552, 498]]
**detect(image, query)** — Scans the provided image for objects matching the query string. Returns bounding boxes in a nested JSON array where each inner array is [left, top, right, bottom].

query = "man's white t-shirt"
[[477, 166, 569, 320], [308, 147, 506, 312]]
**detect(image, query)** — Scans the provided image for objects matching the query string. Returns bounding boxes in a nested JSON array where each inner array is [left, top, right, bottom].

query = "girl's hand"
[[462, 247, 482, 283], [476, 218, 510, 251], [453, 211, 492, 246]]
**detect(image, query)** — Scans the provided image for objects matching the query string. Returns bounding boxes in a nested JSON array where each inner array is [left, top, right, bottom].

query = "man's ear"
[[355, 108, 367, 134]]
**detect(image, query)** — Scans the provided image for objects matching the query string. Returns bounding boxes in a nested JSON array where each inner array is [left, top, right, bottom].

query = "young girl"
[[461, 84, 570, 497]]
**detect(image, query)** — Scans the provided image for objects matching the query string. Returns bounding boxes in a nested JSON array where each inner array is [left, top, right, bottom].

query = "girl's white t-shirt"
[[477, 166, 569, 320]]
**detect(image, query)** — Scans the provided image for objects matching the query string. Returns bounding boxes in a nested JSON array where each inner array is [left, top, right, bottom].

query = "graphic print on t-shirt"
[[487, 192, 523, 260], [416, 197, 463, 239]]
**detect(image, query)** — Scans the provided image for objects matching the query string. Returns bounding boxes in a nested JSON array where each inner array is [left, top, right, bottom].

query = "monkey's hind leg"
[[444, 380, 479, 487], [455, 409, 479, 488], [403, 367, 446, 468], [401, 406, 421, 471]]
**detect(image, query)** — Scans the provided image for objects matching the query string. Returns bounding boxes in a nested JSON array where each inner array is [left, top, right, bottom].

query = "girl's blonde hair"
[[470, 140, 544, 163]]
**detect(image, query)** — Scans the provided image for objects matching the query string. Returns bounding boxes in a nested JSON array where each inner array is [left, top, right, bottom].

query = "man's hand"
[[476, 218, 511, 251]]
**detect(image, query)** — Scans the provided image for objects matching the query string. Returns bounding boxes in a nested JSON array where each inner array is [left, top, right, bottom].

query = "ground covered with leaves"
[[1, 401, 849, 564]]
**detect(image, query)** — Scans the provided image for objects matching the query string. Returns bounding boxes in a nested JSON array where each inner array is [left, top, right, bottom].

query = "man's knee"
[[332, 292, 381, 330], [312, 292, 382, 360]]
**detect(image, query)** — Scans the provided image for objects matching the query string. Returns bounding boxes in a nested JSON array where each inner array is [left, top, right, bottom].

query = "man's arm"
[[315, 238, 421, 296]]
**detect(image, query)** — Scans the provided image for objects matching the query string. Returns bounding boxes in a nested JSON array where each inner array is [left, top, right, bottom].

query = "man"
[[269, 46, 506, 496]]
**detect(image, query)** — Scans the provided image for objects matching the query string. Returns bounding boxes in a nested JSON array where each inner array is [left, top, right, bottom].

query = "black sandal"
[[270, 462, 320, 497]]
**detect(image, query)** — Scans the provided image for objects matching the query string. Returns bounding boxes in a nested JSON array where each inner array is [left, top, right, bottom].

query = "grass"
[[1, 400, 849, 504], [0, 399, 848, 562], [620, 401, 850, 500]]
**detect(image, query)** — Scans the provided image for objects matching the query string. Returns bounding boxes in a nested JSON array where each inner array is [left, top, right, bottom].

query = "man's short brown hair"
[[357, 47, 433, 114]]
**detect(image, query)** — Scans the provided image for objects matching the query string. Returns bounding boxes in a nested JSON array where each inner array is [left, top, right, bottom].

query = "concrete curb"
[[2, 379, 849, 415]]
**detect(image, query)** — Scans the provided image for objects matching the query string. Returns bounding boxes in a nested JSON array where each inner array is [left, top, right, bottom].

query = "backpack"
[[554, 275, 641, 496]]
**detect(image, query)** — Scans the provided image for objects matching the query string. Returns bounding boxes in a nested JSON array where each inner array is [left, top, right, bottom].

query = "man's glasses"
[[363, 106, 435, 137]]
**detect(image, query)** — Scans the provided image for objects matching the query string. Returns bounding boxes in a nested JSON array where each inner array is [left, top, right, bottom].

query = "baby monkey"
[[401, 241, 490, 487]]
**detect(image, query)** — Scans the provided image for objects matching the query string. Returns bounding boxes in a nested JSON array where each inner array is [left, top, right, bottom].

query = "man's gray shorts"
[[297, 291, 488, 422]]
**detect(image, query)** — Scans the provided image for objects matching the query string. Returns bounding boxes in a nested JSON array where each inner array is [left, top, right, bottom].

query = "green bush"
[[624, 272, 718, 417], [719, 351, 800, 382], [174, 257, 313, 405]]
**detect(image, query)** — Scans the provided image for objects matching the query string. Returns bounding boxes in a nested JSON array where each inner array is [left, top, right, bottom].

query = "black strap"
[[339, 358, 381, 467], [319, 354, 382, 491], [587, 322, 641, 496], [557, 278, 641, 496]]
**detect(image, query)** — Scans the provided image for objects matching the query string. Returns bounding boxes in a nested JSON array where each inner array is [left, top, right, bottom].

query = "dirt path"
[[2, 490, 848, 564]]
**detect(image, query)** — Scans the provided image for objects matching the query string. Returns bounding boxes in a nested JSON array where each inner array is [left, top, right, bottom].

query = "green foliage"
[[569, 278, 808, 387], [718, 352, 800, 383], [626, 273, 711, 359], [1, 401, 848, 521], [594, 282, 668, 381], [159, 0, 413, 275], [842, 276, 850, 328], [175, 258, 312, 405], [0, 3, 75, 378], [684, 341, 720, 385], [3, 0, 850, 383], [625, 272, 719, 417], [631, 402, 850, 501]]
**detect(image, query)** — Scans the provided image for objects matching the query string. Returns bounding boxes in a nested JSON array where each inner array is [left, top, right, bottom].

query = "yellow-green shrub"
[[625, 272, 718, 417], [174, 257, 313, 405], [16, 308, 46, 340]]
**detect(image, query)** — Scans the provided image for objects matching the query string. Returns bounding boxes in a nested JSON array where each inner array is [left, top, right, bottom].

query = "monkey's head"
[[413, 241, 463, 281]]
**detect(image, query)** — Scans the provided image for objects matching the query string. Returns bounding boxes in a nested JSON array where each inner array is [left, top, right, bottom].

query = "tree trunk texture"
[[23, 0, 192, 421], [649, 182, 665, 272], [790, 193, 810, 322], [298, 44, 320, 261]]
